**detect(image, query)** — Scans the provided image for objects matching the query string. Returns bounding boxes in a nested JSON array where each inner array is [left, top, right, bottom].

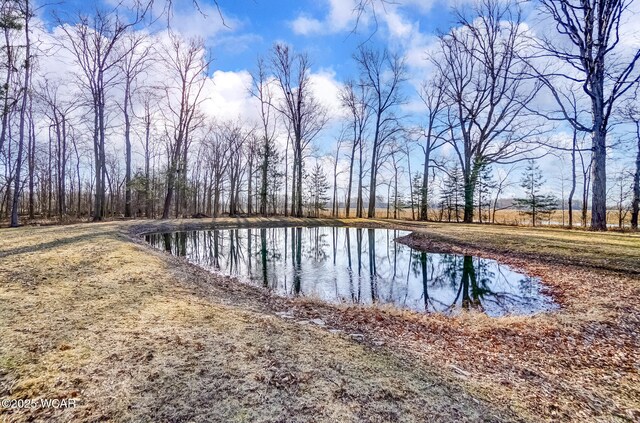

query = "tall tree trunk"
[[357, 140, 364, 218], [568, 129, 577, 228], [345, 143, 356, 218], [92, 102, 100, 220], [463, 174, 474, 223], [284, 137, 289, 216], [124, 80, 132, 218], [295, 144, 303, 217], [10, 3, 29, 227], [60, 115, 67, 216], [463, 160, 481, 224], [73, 134, 81, 217], [332, 155, 339, 217], [248, 151, 253, 214], [290, 150, 296, 217], [0, 25, 14, 155], [27, 96, 35, 219], [162, 150, 179, 219], [420, 149, 430, 221], [590, 125, 607, 230], [144, 113, 151, 217], [94, 72, 108, 221], [631, 125, 640, 230], [367, 144, 378, 218], [260, 140, 268, 215]]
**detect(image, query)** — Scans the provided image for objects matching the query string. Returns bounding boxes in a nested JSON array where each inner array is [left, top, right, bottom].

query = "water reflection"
[[146, 227, 556, 317]]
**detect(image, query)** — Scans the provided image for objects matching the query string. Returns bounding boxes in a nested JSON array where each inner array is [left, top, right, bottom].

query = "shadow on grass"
[[0, 231, 113, 259]]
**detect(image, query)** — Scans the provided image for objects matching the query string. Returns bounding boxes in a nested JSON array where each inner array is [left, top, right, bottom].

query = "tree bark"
[[10, 2, 29, 227], [124, 79, 132, 217], [590, 125, 607, 230], [631, 124, 640, 229]]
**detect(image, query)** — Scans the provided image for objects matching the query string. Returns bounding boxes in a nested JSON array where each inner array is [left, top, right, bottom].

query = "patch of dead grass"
[[0, 219, 513, 422]]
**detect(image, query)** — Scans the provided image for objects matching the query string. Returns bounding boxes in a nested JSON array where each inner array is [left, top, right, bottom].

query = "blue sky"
[[41, 0, 456, 78]]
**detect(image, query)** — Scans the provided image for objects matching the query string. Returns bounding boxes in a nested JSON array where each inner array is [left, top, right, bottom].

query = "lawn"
[[0, 218, 638, 422]]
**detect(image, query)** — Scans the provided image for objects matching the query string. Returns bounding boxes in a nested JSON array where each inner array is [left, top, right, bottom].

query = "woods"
[[0, 0, 638, 229]]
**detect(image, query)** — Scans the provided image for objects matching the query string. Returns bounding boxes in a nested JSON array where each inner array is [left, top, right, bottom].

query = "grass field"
[[0, 218, 638, 422], [319, 208, 634, 229]]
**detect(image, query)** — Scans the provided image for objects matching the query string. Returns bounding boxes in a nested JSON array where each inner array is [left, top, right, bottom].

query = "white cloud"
[[168, 2, 240, 41], [309, 69, 345, 119], [201, 70, 259, 122], [290, 0, 359, 36], [291, 16, 325, 36], [289, 0, 438, 37]]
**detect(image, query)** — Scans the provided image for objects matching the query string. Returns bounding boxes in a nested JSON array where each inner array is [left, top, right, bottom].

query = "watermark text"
[[1, 398, 77, 410]]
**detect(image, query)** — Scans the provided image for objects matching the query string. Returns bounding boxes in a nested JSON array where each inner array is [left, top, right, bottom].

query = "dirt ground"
[[0, 217, 638, 422]]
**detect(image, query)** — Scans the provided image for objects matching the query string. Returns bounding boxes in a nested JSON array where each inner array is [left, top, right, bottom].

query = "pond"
[[145, 226, 557, 317]]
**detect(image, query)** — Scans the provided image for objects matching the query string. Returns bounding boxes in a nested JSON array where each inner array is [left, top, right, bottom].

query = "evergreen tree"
[[514, 160, 559, 226], [439, 164, 464, 222], [411, 172, 423, 220], [475, 163, 496, 223], [266, 147, 284, 215], [305, 163, 330, 217]]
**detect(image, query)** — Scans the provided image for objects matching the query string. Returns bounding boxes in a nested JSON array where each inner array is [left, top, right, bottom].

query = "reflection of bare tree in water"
[[332, 227, 338, 297], [411, 252, 542, 314], [147, 228, 551, 317], [286, 227, 303, 296], [390, 229, 398, 299], [368, 229, 378, 303], [178, 232, 187, 257], [247, 228, 252, 273], [294, 227, 302, 295], [228, 230, 237, 274], [356, 228, 363, 303], [460, 256, 482, 312], [419, 252, 430, 311], [213, 230, 220, 270], [260, 228, 268, 287], [345, 228, 357, 303]]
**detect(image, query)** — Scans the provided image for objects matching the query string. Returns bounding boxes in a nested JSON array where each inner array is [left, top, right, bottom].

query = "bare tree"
[[331, 129, 346, 217], [270, 43, 327, 218], [353, 45, 406, 218], [339, 79, 371, 217], [10, 0, 31, 227], [160, 33, 208, 219], [417, 74, 447, 221], [622, 90, 640, 229], [57, 5, 149, 221], [204, 122, 231, 217], [136, 89, 161, 217], [533, 0, 640, 230], [38, 79, 79, 218], [251, 56, 278, 216], [117, 30, 153, 218], [433, 0, 542, 223], [0, 0, 22, 157]]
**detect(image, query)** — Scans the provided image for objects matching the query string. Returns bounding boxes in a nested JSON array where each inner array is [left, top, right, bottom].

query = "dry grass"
[[304, 218, 638, 422], [318, 208, 634, 228], [0, 219, 513, 422], [1, 217, 638, 422], [366, 218, 640, 273]]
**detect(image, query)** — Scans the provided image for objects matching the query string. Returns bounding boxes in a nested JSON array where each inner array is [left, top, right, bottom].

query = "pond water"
[[145, 227, 556, 317]]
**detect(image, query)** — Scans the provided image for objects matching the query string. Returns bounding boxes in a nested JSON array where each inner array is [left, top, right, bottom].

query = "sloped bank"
[[0, 218, 515, 423], [128, 217, 640, 421], [1, 217, 637, 422]]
